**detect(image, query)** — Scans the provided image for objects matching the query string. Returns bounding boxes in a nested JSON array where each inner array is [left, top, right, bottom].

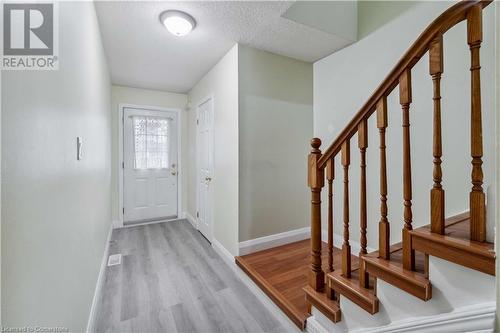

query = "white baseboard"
[[86, 223, 113, 333], [308, 302, 495, 333], [212, 238, 235, 268], [185, 211, 197, 229], [239, 227, 372, 257], [239, 227, 310, 255], [115, 217, 184, 229], [112, 219, 122, 229]]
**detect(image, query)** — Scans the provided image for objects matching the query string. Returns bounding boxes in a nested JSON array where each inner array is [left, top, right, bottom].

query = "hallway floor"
[[94, 220, 296, 333]]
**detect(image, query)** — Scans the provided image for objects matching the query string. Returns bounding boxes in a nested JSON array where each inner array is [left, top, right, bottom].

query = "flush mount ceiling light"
[[160, 10, 196, 37]]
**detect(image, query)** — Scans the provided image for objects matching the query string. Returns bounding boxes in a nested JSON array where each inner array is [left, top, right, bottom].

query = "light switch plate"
[[77, 137, 83, 160]]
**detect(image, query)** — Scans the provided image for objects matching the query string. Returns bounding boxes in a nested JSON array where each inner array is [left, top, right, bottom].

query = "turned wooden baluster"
[[358, 119, 368, 257], [326, 158, 335, 273], [358, 120, 369, 288], [308, 138, 325, 291], [467, 5, 486, 242], [377, 97, 390, 260], [341, 140, 351, 278], [430, 35, 445, 235], [326, 157, 335, 299], [400, 69, 415, 271]]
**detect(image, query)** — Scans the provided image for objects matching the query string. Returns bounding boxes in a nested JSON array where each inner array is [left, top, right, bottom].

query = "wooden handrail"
[[317, 0, 492, 169], [308, 0, 492, 297]]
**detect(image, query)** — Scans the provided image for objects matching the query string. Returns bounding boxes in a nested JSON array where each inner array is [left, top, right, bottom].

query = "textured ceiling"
[[95, 1, 357, 93]]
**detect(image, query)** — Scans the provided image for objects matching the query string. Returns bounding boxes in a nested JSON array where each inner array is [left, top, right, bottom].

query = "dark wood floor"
[[235, 240, 358, 329]]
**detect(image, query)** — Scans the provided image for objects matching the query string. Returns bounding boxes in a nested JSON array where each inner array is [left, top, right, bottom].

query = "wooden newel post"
[[467, 5, 486, 242], [308, 138, 325, 291]]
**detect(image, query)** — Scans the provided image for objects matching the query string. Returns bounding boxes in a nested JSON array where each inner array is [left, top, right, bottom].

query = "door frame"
[[117, 103, 182, 228], [195, 94, 215, 242]]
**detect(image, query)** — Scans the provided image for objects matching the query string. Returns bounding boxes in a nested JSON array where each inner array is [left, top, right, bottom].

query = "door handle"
[[171, 171, 177, 175], [205, 176, 212, 182]]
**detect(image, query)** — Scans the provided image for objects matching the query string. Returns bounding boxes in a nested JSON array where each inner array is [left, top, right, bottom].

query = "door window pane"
[[133, 116, 169, 169]]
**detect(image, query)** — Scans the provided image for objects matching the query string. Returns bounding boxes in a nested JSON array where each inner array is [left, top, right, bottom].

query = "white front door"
[[197, 98, 214, 241], [123, 107, 178, 223]]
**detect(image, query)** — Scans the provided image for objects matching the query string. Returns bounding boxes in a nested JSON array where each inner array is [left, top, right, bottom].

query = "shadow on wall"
[[358, 1, 419, 40]]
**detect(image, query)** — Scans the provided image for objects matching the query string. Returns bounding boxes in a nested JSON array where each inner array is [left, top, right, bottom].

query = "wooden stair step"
[[363, 255, 431, 301], [304, 286, 341, 323], [235, 255, 309, 329], [411, 221, 495, 276], [327, 269, 379, 314]]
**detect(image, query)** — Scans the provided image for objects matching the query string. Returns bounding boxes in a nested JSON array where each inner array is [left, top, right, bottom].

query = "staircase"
[[304, 0, 495, 330]]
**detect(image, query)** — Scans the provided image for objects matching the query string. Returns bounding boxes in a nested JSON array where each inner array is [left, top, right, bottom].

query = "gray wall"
[[238, 45, 313, 242], [357, 1, 418, 39], [1, 2, 111, 330]]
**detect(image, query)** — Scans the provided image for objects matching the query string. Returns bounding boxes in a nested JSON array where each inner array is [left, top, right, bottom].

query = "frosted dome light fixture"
[[160, 10, 196, 37]]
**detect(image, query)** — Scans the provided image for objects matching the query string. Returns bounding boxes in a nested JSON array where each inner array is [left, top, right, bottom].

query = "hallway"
[[94, 220, 297, 333]]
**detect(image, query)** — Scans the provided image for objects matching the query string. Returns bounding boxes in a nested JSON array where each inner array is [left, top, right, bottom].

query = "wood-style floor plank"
[[94, 220, 294, 333]]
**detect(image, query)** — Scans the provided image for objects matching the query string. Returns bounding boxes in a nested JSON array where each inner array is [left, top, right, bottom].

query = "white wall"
[[283, 1, 357, 42], [1, 2, 111, 330], [188, 45, 239, 255], [0, 60, 2, 326], [496, 3, 499, 331], [238, 45, 313, 241], [314, 1, 496, 248], [110, 85, 188, 224]]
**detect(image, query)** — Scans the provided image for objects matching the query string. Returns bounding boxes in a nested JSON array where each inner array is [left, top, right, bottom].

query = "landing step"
[[363, 255, 432, 301], [235, 254, 309, 329], [411, 223, 495, 276], [327, 269, 379, 314], [304, 286, 341, 323]]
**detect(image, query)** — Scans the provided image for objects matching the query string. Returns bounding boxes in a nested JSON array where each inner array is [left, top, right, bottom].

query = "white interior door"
[[197, 98, 214, 241], [123, 107, 178, 223]]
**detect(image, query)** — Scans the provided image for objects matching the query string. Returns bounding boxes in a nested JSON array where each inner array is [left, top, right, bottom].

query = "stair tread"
[[363, 254, 432, 301], [365, 242, 426, 274], [412, 225, 494, 258], [410, 217, 495, 276], [327, 269, 379, 314], [327, 269, 378, 302], [363, 255, 430, 287], [304, 286, 341, 323]]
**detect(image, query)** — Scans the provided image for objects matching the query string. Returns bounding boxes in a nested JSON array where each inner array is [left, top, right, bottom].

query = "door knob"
[[171, 171, 177, 175], [205, 176, 212, 182]]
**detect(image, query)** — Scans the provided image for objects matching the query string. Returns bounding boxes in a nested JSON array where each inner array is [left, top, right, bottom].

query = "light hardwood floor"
[[94, 220, 297, 333]]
